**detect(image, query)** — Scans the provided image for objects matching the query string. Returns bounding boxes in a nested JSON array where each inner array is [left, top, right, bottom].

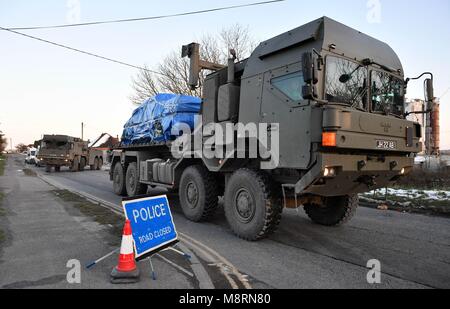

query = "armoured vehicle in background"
[[110, 17, 433, 241], [38, 135, 104, 172]]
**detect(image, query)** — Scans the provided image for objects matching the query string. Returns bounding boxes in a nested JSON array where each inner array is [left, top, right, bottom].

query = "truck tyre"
[[113, 163, 127, 196], [125, 162, 147, 197], [71, 157, 79, 172], [224, 169, 282, 241], [79, 157, 86, 171], [97, 158, 103, 170], [304, 195, 358, 226], [55, 166, 61, 172], [45, 165, 52, 173], [179, 165, 219, 222]]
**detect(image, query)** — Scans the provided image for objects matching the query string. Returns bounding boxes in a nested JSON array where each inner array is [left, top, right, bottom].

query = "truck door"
[[260, 62, 312, 169]]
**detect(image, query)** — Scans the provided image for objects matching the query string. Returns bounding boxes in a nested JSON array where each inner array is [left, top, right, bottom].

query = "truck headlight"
[[400, 168, 406, 175], [324, 167, 336, 177]]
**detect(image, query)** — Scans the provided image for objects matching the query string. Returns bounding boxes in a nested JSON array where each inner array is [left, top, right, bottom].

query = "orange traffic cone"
[[110, 220, 140, 284]]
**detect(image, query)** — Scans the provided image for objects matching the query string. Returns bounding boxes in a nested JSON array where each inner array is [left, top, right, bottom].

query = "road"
[[6, 155, 450, 289]]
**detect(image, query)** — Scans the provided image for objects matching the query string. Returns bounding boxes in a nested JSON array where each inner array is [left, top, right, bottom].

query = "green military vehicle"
[[110, 17, 432, 241], [38, 135, 104, 173]]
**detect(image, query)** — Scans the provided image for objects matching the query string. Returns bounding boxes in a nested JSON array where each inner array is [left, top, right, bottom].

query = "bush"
[[396, 168, 450, 190]]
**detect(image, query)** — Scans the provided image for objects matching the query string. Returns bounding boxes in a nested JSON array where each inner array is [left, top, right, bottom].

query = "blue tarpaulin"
[[121, 94, 201, 146]]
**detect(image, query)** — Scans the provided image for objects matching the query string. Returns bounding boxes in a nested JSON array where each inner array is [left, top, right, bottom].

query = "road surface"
[[5, 155, 450, 289]]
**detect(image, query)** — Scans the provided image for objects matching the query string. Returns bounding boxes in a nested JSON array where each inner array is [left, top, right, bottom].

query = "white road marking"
[[180, 232, 252, 289], [155, 253, 194, 278]]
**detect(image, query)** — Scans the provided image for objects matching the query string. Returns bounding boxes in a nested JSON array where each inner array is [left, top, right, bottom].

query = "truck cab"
[[200, 17, 423, 195]]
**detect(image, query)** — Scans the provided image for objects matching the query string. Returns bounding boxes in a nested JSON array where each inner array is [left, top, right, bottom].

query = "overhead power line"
[[6, 0, 286, 31], [0, 26, 164, 75]]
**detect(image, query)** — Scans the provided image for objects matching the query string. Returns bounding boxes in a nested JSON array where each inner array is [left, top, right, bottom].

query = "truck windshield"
[[43, 140, 68, 149], [325, 56, 368, 109], [371, 70, 404, 116]]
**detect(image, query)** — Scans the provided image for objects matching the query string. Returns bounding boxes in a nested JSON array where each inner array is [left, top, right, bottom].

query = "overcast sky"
[[1, 0, 449, 149]]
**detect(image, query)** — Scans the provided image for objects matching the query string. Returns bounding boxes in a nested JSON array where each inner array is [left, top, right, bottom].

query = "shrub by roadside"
[[395, 168, 450, 190]]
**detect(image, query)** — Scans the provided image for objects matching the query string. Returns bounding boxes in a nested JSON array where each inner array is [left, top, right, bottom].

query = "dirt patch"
[[52, 190, 123, 246], [22, 169, 37, 177]]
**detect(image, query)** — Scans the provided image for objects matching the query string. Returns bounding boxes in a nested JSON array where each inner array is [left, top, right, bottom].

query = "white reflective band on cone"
[[120, 235, 134, 254]]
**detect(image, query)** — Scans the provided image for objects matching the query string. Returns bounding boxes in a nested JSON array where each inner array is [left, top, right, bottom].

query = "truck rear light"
[[322, 132, 337, 147]]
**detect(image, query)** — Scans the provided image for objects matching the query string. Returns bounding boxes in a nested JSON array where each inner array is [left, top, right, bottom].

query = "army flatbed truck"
[[38, 135, 104, 172], [110, 17, 433, 241]]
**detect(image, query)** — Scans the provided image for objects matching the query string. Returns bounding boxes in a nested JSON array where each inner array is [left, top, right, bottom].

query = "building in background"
[[406, 98, 443, 170]]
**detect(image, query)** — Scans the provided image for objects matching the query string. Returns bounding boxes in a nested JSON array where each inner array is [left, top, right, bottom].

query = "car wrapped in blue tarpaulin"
[[121, 93, 201, 146]]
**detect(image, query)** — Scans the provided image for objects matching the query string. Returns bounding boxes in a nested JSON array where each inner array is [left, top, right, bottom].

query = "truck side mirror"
[[302, 52, 319, 100], [425, 78, 434, 102], [302, 52, 318, 85]]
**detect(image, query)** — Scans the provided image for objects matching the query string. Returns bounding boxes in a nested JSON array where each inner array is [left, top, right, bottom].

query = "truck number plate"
[[376, 140, 397, 150]]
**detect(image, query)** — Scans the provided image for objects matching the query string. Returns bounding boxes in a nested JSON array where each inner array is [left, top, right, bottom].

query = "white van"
[[25, 148, 38, 165]]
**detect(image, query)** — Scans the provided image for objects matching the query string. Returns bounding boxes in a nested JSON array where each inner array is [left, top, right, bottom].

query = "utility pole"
[[81, 122, 84, 140]]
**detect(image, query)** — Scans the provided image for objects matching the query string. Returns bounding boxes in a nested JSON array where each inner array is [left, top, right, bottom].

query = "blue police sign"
[[122, 195, 178, 260]]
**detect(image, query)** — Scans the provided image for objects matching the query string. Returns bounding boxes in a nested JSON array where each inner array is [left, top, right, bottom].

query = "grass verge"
[[0, 154, 5, 176], [52, 190, 123, 245], [0, 191, 5, 245], [0, 192, 4, 217]]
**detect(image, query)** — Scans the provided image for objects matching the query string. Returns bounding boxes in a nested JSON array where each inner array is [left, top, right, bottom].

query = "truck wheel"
[[55, 166, 61, 172], [93, 158, 99, 170], [71, 157, 80, 172], [224, 169, 282, 241], [97, 158, 103, 170], [79, 157, 86, 171], [179, 165, 219, 222], [125, 162, 147, 197], [113, 163, 127, 196], [45, 165, 52, 173], [304, 195, 358, 226]]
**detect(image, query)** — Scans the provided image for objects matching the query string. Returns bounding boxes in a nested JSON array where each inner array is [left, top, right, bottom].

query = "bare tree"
[[130, 24, 257, 105], [16, 143, 28, 153]]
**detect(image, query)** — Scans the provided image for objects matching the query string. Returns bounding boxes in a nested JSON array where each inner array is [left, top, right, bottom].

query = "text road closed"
[[122, 195, 178, 259]]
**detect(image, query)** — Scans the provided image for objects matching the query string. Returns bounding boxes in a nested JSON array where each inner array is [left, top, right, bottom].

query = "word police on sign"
[[122, 195, 178, 260]]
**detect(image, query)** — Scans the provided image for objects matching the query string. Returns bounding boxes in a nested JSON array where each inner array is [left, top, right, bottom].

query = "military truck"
[[110, 17, 433, 241], [38, 135, 104, 172]]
